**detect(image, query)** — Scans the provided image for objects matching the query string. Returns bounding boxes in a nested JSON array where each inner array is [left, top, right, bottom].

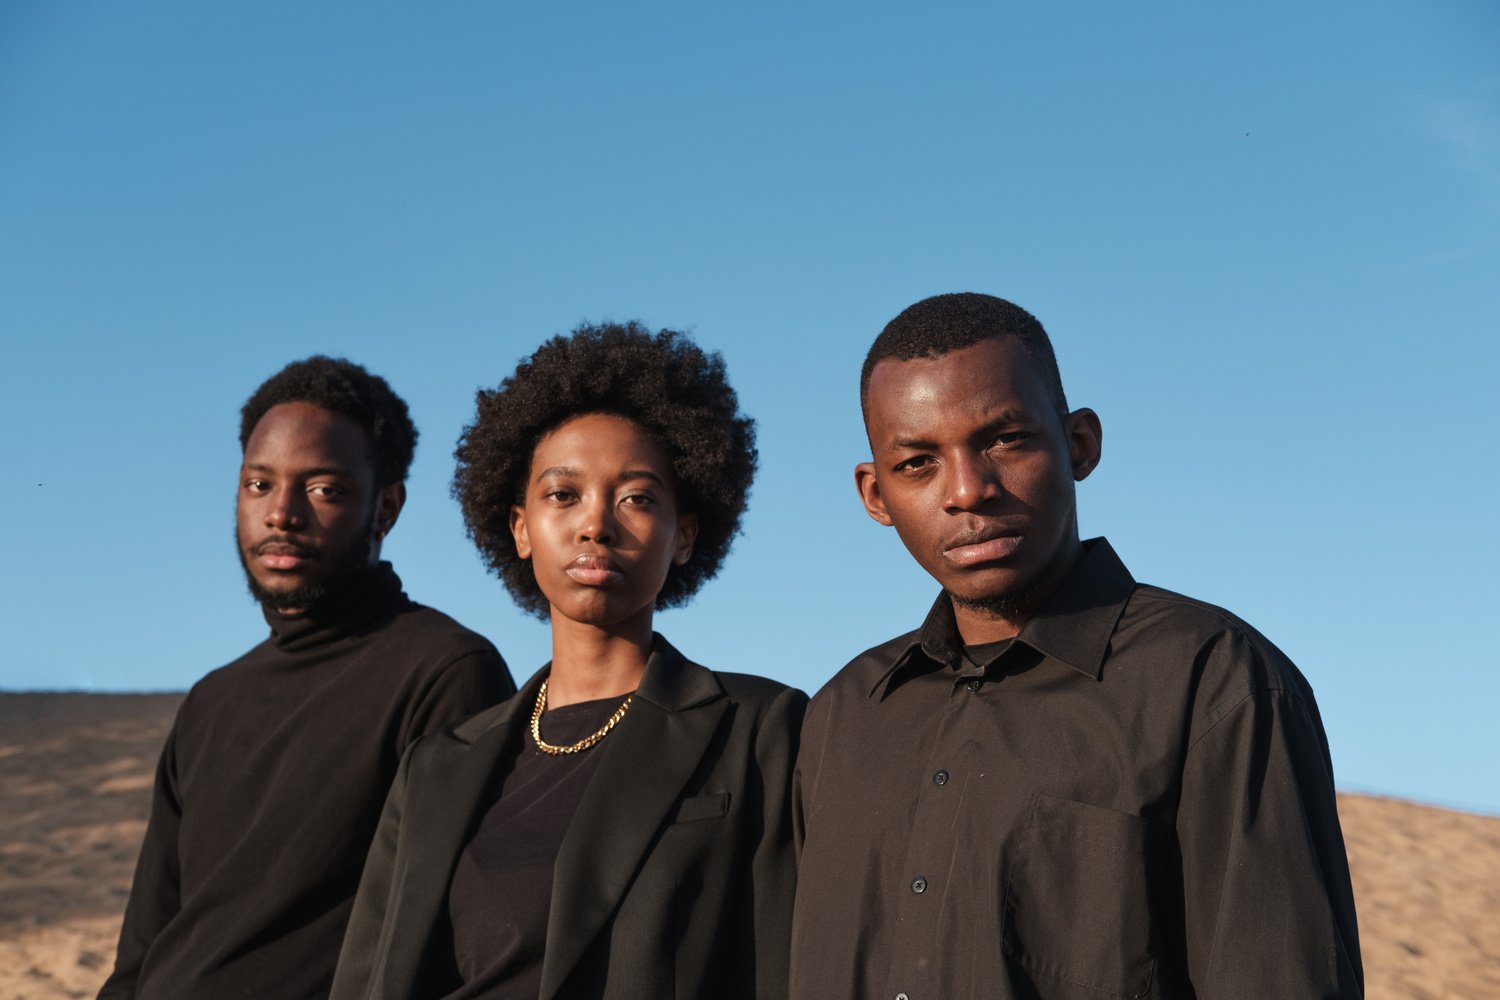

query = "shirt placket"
[[883, 663, 990, 1000]]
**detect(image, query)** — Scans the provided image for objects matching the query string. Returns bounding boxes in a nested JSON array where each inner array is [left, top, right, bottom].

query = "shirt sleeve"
[[398, 646, 515, 751], [97, 721, 185, 1000], [730, 685, 807, 1000], [1175, 677, 1363, 998]]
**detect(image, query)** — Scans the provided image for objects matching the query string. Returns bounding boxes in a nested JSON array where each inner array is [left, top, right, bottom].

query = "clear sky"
[[3, 2, 1497, 814]]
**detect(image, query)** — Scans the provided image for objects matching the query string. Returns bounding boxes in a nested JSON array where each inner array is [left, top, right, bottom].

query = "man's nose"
[[265, 488, 308, 530], [942, 454, 1002, 513]]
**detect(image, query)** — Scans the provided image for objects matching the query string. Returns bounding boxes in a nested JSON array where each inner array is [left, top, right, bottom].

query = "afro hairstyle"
[[453, 321, 757, 619], [239, 356, 418, 487], [860, 292, 1070, 424]]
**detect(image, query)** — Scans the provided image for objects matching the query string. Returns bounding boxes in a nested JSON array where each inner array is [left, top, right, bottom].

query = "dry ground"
[[2, 692, 1496, 999]]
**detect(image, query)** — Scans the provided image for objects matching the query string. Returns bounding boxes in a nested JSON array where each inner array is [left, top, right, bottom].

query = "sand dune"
[[2, 692, 1496, 999]]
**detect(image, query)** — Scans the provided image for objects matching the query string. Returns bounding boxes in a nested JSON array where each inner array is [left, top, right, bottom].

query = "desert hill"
[[2, 692, 1496, 999]]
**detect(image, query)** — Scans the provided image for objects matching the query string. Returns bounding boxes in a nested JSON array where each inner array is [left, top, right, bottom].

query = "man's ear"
[[854, 462, 894, 526], [375, 482, 407, 540], [509, 504, 532, 560], [673, 512, 699, 566], [1065, 407, 1103, 482]]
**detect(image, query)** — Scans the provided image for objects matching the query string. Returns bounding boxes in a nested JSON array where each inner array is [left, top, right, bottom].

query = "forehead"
[[242, 402, 373, 473], [531, 413, 673, 472], [865, 337, 1054, 441]]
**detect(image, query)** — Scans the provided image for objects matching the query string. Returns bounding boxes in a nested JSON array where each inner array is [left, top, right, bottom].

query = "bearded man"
[[100, 356, 515, 1000]]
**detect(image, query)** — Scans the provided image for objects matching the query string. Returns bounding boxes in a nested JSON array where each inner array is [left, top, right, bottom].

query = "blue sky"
[[3, 2, 1497, 814]]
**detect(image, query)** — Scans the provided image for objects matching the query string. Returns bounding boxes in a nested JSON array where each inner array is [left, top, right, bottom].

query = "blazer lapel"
[[539, 637, 726, 999]]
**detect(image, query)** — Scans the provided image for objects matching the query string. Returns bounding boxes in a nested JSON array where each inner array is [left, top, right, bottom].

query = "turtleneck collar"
[[262, 561, 407, 653]]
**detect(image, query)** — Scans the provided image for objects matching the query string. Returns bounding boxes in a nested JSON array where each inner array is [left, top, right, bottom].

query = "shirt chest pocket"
[[1002, 793, 1161, 999]]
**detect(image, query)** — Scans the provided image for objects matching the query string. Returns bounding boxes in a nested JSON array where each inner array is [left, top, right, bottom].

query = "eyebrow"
[[885, 410, 1032, 451], [243, 463, 357, 478], [534, 465, 667, 488]]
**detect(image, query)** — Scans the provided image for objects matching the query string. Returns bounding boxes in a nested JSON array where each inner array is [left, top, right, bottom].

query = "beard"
[[237, 515, 377, 613], [947, 573, 1044, 622]]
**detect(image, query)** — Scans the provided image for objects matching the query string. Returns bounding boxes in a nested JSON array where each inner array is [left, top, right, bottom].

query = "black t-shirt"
[[443, 694, 630, 1000]]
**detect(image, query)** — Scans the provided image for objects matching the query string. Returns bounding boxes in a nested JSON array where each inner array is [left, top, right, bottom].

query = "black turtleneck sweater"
[[99, 563, 515, 1000]]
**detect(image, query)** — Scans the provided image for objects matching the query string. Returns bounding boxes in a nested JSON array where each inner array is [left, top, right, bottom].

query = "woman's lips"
[[566, 554, 623, 585], [943, 534, 1022, 567]]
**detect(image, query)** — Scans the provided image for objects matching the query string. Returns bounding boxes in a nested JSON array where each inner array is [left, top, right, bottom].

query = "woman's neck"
[[545, 611, 653, 708]]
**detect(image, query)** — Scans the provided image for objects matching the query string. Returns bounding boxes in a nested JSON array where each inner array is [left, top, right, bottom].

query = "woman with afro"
[[331, 322, 806, 1000]]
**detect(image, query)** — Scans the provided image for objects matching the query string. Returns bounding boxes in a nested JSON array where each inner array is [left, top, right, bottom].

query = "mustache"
[[254, 536, 321, 559]]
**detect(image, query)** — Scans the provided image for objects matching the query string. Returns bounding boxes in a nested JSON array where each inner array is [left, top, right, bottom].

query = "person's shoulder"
[[710, 669, 807, 709], [1122, 582, 1312, 704], [810, 626, 921, 708], [181, 635, 276, 699], [389, 600, 498, 650]]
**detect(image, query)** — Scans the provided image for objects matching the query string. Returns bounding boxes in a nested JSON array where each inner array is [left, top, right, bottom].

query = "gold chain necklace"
[[530, 679, 634, 755]]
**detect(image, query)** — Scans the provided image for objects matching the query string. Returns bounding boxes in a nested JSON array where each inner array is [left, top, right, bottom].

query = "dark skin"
[[509, 413, 698, 708], [856, 337, 1102, 643], [237, 402, 406, 615]]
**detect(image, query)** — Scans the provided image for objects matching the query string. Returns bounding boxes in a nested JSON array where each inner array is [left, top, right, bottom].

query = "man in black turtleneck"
[[100, 357, 515, 1000]]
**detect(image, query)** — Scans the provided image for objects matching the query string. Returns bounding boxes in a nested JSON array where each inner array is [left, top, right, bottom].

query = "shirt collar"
[[868, 537, 1136, 698]]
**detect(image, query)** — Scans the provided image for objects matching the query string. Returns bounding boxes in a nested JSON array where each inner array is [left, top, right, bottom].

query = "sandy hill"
[[2, 692, 1496, 999]]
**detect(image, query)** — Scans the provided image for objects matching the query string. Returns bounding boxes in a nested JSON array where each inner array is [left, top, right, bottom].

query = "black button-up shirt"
[[790, 539, 1362, 999]]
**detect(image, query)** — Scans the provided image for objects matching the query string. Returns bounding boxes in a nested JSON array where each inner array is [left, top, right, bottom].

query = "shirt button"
[[911, 875, 927, 893], [966, 678, 982, 692], [896, 994, 909, 1000], [933, 769, 949, 786]]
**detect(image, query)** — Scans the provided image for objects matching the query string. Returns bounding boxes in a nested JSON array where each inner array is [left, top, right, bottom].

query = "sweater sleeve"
[[732, 685, 808, 1000], [97, 720, 186, 1000], [1175, 678, 1363, 998], [398, 646, 514, 752]]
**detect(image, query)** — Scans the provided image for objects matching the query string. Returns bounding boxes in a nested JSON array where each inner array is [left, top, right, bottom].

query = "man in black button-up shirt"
[[790, 294, 1361, 999]]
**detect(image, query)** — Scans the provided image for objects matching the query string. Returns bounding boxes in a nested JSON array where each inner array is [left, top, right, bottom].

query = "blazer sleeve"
[[1175, 673, 1363, 998], [730, 685, 808, 1000], [98, 722, 185, 1000], [329, 738, 414, 1000]]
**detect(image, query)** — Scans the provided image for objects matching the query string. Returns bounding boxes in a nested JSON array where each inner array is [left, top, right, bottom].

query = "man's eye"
[[993, 431, 1030, 448], [245, 479, 270, 492], [895, 456, 934, 473], [309, 485, 343, 498], [544, 489, 576, 503]]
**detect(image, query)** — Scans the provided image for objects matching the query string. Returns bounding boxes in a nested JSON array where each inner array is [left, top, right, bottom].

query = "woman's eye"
[[621, 493, 655, 506], [544, 489, 575, 502]]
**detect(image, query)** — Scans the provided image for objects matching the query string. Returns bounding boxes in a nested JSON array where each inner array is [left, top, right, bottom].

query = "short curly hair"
[[239, 356, 418, 487], [861, 293, 1069, 425], [453, 321, 757, 618]]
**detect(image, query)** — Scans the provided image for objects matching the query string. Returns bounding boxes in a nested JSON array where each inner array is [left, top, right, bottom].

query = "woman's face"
[[510, 413, 698, 632]]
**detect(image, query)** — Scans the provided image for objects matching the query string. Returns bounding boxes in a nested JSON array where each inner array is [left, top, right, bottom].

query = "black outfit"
[[330, 635, 806, 1000], [790, 539, 1362, 1000], [443, 696, 626, 1000], [100, 563, 515, 1000]]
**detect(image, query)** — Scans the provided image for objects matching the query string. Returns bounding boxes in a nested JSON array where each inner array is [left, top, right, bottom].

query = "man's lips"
[[254, 540, 318, 571], [942, 529, 1023, 568], [565, 553, 624, 586]]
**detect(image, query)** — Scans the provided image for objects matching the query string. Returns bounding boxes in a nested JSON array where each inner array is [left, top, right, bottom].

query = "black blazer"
[[330, 635, 806, 1000]]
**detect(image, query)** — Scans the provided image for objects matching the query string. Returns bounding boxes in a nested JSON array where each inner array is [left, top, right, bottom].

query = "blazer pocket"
[[1002, 793, 1161, 999], [669, 791, 730, 824]]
